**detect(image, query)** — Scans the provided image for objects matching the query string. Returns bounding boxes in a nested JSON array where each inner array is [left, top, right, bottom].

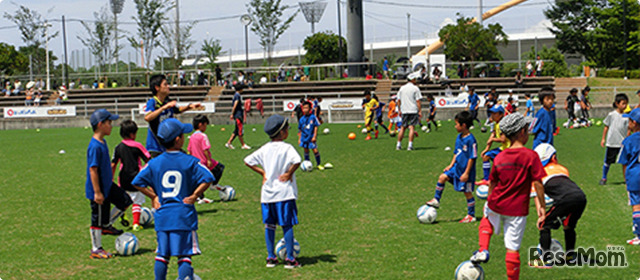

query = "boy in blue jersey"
[[298, 101, 323, 170], [524, 93, 535, 117], [132, 118, 215, 280], [86, 109, 133, 259], [466, 87, 480, 127], [617, 108, 640, 245], [426, 111, 478, 223], [530, 87, 556, 149], [424, 94, 437, 132], [373, 94, 390, 137], [144, 74, 201, 157], [245, 114, 303, 269]]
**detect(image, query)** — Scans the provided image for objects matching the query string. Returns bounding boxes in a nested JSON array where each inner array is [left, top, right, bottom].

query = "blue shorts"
[[262, 200, 298, 226], [485, 148, 501, 160], [444, 168, 475, 192], [156, 230, 201, 257], [629, 191, 640, 206], [299, 141, 317, 149]]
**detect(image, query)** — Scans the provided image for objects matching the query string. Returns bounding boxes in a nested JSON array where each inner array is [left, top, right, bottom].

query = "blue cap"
[[264, 114, 289, 138], [489, 104, 505, 114], [157, 118, 193, 143], [623, 108, 640, 123], [90, 109, 119, 126]]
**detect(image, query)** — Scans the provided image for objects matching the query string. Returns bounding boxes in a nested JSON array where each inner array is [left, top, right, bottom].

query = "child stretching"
[[111, 120, 150, 231], [426, 111, 477, 223], [245, 115, 303, 268], [600, 94, 629, 185], [469, 113, 547, 280]]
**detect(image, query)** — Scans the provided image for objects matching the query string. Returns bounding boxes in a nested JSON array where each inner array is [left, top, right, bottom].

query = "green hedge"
[[598, 69, 640, 79]]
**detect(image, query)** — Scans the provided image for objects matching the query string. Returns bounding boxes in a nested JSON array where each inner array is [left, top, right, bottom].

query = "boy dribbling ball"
[[244, 115, 303, 269], [132, 118, 215, 280]]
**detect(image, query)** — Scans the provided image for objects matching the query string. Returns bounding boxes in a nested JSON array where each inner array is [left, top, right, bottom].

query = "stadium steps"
[[375, 80, 393, 99], [554, 77, 587, 102], [205, 86, 224, 102]]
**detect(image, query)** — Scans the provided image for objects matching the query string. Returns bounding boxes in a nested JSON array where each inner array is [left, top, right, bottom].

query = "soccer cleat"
[[426, 199, 440, 208], [459, 215, 477, 223], [241, 144, 252, 150], [132, 224, 143, 232], [396, 145, 402, 150], [470, 249, 490, 264], [407, 146, 414, 151], [627, 237, 640, 245], [215, 185, 226, 191], [197, 197, 214, 204], [426, 128, 431, 133], [365, 136, 372, 141], [119, 215, 130, 227], [323, 163, 334, 169], [317, 165, 325, 171], [529, 258, 553, 269], [224, 143, 235, 150], [102, 225, 123, 236], [266, 258, 278, 268], [90, 248, 113, 259], [599, 178, 607, 185], [284, 258, 301, 269], [475, 179, 489, 186]]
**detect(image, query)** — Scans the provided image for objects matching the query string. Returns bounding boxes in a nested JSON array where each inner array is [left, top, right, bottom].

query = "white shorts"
[[390, 116, 401, 123], [127, 191, 146, 205], [483, 203, 527, 251]]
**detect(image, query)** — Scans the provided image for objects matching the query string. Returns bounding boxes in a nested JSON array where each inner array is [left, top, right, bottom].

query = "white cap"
[[534, 143, 556, 166], [407, 71, 421, 80]]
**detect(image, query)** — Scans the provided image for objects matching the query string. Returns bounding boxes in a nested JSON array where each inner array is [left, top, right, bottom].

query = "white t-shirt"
[[603, 111, 628, 147], [244, 141, 302, 203], [397, 82, 422, 114]]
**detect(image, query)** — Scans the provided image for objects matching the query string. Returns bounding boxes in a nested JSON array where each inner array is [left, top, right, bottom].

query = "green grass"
[[0, 120, 638, 279]]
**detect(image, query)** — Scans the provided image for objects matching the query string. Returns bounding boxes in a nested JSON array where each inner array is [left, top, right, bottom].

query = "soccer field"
[[0, 120, 638, 279]]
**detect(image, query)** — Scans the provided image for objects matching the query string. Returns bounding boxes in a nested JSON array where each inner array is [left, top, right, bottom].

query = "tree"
[[523, 46, 570, 77], [78, 6, 117, 73], [201, 38, 224, 73], [438, 15, 508, 75], [160, 20, 196, 68], [0, 43, 28, 75], [303, 31, 346, 64], [246, 0, 298, 65], [3, 5, 58, 49], [128, 0, 170, 69], [545, 0, 640, 69]]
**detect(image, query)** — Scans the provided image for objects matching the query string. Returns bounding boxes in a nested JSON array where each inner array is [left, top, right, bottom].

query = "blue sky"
[[0, 0, 552, 66]]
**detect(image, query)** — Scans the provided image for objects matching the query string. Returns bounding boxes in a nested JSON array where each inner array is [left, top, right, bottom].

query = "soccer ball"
[[219, 186, 236, 201], [275, 238, 301, 260], [115, 232, 139, 256], [454, 260, 484, 280], [476, 185, 489, 200], [348, 132, 356, 140], [544, 194, 554, 207], [421, 126, 428, 132], [300, 160, 313, 172], [480, 127, 488, 133], [537, 238, 564, 262], [596, 120, 603, 126], [416, 204, 437, 224], [139, 207, 154, 227], [361, 128, 368, 134], [323, 128, 330, 134]]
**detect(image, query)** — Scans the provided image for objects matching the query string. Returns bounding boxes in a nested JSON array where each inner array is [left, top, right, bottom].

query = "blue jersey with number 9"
[[132, 151, 214, 231]]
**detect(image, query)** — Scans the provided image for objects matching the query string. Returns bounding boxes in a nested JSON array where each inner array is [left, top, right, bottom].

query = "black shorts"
[[541, 196, 586, 230], [605, 147, 621, 165], [376, 116, 384, 124], [401, 113, 420, 127], [428, 112, 436, 121], [90, 182, 133, 228], [211, 163, 225, 186], [234, 117, 244, 136]]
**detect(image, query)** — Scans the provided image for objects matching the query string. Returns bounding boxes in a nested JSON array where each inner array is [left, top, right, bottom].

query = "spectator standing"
[[535, 55, 544, 76], [383, 57, 390, 80]]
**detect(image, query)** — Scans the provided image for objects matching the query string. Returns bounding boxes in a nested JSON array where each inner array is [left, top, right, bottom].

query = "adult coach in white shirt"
[[396, 71, 423, 151]]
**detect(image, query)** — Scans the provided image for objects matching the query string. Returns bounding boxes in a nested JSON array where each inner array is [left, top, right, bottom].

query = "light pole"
[[110, 0, 125, 73], [44, 21, 52, 91], [240, 14, 252, 67]]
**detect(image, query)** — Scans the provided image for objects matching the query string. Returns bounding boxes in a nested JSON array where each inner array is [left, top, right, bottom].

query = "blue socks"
[[602, 163, 610, 180], [265, 224, 276, 259], [467, 197, 476, 216], [283, 225, 295, 260], [483, 161, 491, 181], [154, 256, 168, 280], [434, 182, 445, 201], [304, 153, 310, 161], [315, 153, 321, 165], [177, 257, 193, 280], [633, 211, 640, 237]]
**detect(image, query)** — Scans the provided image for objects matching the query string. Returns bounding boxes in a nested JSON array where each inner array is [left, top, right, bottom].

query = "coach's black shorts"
[[401, 113, 420, 127], [540, 195, 586, 230], [604, 147, 621, 165], [90, 182, 133, 228]]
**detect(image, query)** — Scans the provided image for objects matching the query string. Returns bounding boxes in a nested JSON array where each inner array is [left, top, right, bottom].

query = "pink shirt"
[[187, 131, 218, 170]]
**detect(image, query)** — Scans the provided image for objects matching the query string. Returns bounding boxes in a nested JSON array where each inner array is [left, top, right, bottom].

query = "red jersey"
[[488, 147, 546, 216]]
